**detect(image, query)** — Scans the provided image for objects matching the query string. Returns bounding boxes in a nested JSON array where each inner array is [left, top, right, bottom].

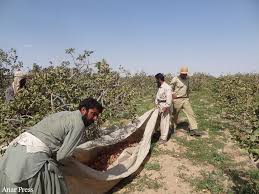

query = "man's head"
[[13, 71, 27, 93], [179, 66, 188, 79], [78, 98, 103, 127], [19, 78, 27, 89], [155, 73, 165, 88]]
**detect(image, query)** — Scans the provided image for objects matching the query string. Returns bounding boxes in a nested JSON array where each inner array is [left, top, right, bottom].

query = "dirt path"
[[113, 126, 257, 194]]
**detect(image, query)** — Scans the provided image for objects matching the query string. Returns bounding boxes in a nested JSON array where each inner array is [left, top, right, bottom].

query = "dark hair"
[[78, 97, 103, 113], [155, 73, 165, 81], [19, 78, 27, 88]]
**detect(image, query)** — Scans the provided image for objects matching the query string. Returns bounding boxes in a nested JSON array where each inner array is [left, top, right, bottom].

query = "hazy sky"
[[0, 0, 258, 75]]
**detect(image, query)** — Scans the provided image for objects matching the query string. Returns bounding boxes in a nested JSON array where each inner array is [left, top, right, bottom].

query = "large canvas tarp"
[[61, 108, 159, 194]]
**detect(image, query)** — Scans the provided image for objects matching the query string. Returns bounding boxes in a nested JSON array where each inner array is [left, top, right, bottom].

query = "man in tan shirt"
[[170, 66, 201, 136], [155, 73, 172, 144]]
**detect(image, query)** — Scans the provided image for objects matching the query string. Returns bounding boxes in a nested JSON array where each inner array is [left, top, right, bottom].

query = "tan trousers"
[[172, 98, 198, 130], [158, 108, 171, 140]]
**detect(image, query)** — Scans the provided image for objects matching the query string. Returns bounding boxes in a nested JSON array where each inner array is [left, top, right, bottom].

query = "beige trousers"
[[172, 98, 198, 130], [158, 107, 171, 140]]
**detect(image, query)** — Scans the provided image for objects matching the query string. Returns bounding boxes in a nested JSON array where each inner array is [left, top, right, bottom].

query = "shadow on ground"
[[224, 168, 259, 194], [175, 121, 189, 131]]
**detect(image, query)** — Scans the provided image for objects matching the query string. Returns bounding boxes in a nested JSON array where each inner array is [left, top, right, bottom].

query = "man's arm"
[[170, 77, 177, 99], [161, 86, 172, 112], [155, 90, 159, 105], [56, 117, 84, 162], [165, 86, 172, 107], [170, 77, 176, 86]]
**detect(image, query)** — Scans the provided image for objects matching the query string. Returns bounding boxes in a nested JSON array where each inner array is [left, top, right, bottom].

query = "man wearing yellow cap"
[[170, 66, 201, 136]]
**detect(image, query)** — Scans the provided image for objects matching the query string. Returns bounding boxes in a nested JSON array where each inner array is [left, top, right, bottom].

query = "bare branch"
[[56, 104, 73, 111], [20, 115, 33, 119], [5, 118, 22, 122], [51, 93, 55, 112], [97, 88, 109, 101]]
